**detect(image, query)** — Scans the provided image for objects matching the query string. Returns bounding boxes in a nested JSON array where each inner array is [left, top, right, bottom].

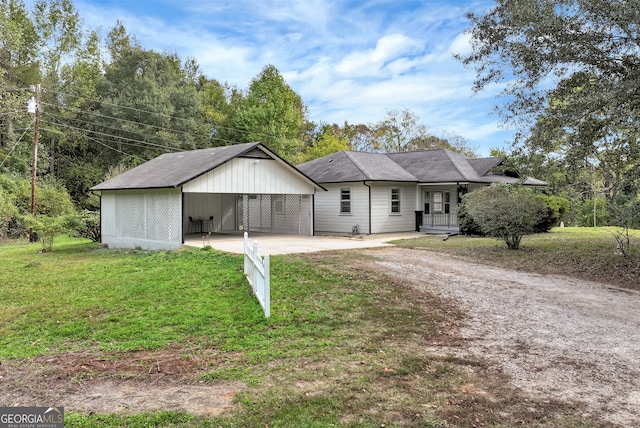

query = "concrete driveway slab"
[[183, 232, 423, 255]]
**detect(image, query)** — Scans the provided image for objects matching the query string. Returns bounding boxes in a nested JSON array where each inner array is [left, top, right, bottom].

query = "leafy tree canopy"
[[459, 0, 640, 133], [459, 0, 640, 225]]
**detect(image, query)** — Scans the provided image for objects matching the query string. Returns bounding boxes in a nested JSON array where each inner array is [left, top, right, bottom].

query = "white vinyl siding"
[[370, 183, 416, 233], [183, 157, 315, 195], [314, 183, 370, 234]]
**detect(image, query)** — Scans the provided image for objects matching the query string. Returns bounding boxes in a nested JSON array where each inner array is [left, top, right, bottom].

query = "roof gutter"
[[363, 181, 372, 235]]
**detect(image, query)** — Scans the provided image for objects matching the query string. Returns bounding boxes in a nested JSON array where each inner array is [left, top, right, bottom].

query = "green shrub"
[[0, 174, 77, 239], [534, 195, 570, 232], [76, 210, 101, 242], [0, 190, 18, 240], [461, 185, 548, 250], [23, 214, 82, 252], [457, 197, 484, 235]]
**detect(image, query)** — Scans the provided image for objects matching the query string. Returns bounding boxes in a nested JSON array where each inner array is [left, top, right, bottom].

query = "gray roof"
[[296, 151, 417, 183], [387, 150, 485, 182], [297, 149, 547, 185], [91, 142, 323, 191], [468, 157, 504, 175], [481, 174, 548, 186]]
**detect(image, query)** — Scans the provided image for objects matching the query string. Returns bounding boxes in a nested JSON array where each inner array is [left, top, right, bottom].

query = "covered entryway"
[[420, 186, 459, 233]]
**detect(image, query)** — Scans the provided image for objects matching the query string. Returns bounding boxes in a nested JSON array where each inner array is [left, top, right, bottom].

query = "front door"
[[422, 190, 451, 227]]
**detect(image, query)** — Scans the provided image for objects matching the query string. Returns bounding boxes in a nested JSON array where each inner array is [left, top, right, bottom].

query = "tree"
[[295, 123, 350, 163], [368, 109, 478, 155], [342, 122, 377, 152], [461, 185, 548, 250], [373, 109, 429, 152], [459, 0, 640, 224], [24, 212, 80, 251], [0, 172, 76, 239], [458, 0, 640, 134], [229, 65, 307, 161], [94, 32, 209, 161], [0, 0, 40, 154]]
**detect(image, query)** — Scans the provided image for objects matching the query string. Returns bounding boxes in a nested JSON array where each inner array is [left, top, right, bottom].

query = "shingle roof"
[[468, 157, 504, 176], [297, 149, 547, 186], [295, 151, 417, 183], [91, 142, 324, 191], [387, 150, 485, 182], [91, 143, 261, 190]]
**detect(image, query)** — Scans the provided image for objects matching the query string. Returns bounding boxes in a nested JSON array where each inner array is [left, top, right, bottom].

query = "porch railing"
[[243, 232, 270, 317], [423, 213, 458, 228]]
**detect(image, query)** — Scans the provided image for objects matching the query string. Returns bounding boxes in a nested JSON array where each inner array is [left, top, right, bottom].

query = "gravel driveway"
[[361, 247, 640, 427]]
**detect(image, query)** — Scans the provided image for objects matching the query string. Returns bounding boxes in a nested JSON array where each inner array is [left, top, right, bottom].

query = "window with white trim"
[[390, 188, 401, 214], [432, 191, 450, 214], [340, 188, 351, 214], [433, 191, 443, 213]]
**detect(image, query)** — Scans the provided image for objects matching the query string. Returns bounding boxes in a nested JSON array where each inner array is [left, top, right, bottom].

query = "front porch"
[[417, 213, 460, 235], [417, 185, 464, 235]]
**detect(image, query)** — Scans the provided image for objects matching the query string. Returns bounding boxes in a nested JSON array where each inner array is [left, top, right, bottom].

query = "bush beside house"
[[459, 185, 568, 250]]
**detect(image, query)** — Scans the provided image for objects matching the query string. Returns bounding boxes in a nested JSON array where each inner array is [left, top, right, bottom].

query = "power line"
[[40, 101, 207, 138], [0, 117, 35, 168], [42, 110, 196, 146], [46, 88, 282, 141], [40, 118, 185, 153], [41, 107, 254, 149], [39, 126, 133, 157]]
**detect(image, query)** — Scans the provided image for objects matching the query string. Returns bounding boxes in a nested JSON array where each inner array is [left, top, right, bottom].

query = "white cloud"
[[335, 34, 424, 77], [449, 31, 473, 57], [64, 0, 516, 155]]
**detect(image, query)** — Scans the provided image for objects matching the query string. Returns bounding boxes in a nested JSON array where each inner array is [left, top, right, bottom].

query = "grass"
[[0, 238, 265, 358], [0, 233, 613, 427], [392, 226, 640, 290]]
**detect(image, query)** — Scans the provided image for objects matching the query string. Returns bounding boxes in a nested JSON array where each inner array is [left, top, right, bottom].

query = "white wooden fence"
[[243, 232, 270, 317]]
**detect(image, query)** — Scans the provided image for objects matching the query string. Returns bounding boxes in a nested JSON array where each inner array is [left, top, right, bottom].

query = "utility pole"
[[28, 84, 41, 242]]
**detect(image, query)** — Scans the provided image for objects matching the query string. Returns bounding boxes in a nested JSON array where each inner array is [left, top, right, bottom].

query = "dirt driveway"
[[360, 247, 640, 427]]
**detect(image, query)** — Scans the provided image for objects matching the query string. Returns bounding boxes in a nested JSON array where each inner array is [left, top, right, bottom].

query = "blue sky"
[[73, 0, 509, 156]]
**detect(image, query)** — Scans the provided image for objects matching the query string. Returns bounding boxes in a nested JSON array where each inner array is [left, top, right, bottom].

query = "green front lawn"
[[0, 234, 607, 427]]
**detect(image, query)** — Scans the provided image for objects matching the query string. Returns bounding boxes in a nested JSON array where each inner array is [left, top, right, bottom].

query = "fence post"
[[253, 240, 259, 290], [244, 232, 249, 276], [243, 232, 270, 318], [263, 254, 270, 318]]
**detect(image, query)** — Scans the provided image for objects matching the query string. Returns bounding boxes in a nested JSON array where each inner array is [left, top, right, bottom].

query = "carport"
[[91, 143, 324, 250], [183, 193, 312, 235]]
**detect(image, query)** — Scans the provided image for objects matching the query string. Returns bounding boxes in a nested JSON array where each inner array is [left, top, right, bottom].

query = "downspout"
[[181, 189, 185, 244], [363, 181, 372, 235], [312, 193, 316, 236], [89, 191, 102, 244]]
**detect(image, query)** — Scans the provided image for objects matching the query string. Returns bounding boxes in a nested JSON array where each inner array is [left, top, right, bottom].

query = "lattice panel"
[[117, 193, 145, 238], [236, 194, 312, 235], [116, 191, 181, 242], [146, 192, 182, 242]]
